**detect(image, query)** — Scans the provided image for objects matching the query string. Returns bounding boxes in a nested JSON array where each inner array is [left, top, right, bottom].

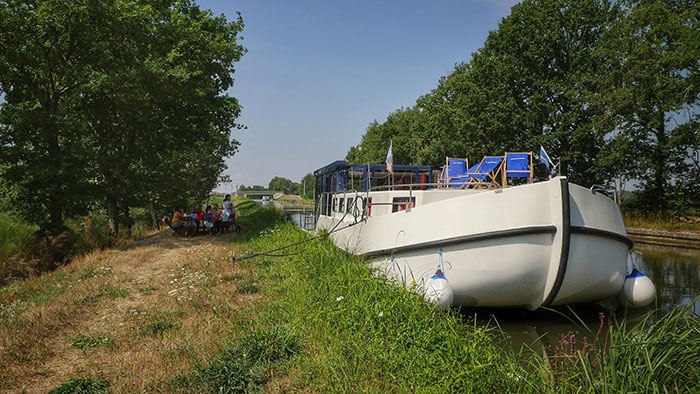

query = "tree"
[[464, 0, 616, 185], [0, 0, 117, 233], [347, 0, 617, 186], [0, 0, 246, 234], [297, 173, 315, 199], [595, 0, 700, 212], [268, 176, 298, 195]]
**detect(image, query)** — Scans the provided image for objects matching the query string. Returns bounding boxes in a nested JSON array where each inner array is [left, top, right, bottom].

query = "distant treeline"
[[239, 174, 315, 199], [346, 0, 699, 215], [0, 0, 246, 236]]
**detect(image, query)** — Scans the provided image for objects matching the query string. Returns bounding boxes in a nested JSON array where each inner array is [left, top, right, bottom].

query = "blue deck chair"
[[439, 157, 469, 188], [505, 152, 533, 185], [466, 156, 504, 189]]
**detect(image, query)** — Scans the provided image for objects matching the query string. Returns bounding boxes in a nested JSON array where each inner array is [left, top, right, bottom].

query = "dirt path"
[[0, 230, 259, 393]]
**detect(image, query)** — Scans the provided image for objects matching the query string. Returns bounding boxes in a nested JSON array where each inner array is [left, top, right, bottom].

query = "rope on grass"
[[232, 198, 364, 262]]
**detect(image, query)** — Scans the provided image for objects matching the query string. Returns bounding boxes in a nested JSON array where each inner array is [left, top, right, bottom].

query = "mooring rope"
[[232, 197, 364, 262]]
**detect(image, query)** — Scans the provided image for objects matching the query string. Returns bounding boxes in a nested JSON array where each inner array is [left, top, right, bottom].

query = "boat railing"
[[317, 181, 494, 216], [369, 181, 495, 212], [590, 184, 617, 204]]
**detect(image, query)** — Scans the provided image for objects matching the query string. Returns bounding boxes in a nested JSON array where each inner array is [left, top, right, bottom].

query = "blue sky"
[[198, 0, 519, 192]]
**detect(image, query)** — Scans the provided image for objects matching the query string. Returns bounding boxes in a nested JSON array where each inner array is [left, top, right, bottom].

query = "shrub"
[[0, 212, 37, 261], [0, 212, 38, 284], [72, 212, 112, 253]]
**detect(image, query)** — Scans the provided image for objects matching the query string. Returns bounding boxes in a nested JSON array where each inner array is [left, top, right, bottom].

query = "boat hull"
[[316, 177, 632, 310]]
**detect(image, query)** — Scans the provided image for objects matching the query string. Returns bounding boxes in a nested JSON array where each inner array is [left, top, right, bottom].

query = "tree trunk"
[[46, 117, 65, 234], [149, 201, 161, 230], [616, 172, 624, 205], [652, 112, 668, 212], [106, 196, 119, 236], [121, 202, 132, 230]]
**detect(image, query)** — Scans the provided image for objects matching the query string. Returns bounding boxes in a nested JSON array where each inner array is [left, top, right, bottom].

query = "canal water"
[[463, 245, 699, 353], [269, 201, 699, 352]]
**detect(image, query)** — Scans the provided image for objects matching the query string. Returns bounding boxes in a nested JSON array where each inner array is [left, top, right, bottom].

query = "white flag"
[[539, 145, 554, 169], [386, 140, 393, 173]]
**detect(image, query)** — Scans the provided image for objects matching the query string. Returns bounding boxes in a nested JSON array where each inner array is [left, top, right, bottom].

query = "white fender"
[[617, 269, 656, 308], [617, 252, 656, 308], [425, 269, 454, 310]]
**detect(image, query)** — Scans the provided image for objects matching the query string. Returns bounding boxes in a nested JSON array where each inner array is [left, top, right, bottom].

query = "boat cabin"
[[314, 153, 534, 220]]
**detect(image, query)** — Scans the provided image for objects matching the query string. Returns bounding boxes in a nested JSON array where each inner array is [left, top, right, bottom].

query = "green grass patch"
[[224, 206, 528, 392], [142, 318, 181, 336], [138, 285, 158, 293], [174, 327, 300, 393], [74, 295, 100, 306], [71, 334, 114, 349], [236, 280, 259, 294], [49, 378, 110, 394], [221, 273, 243, 282], [105, 288, 128, 298]]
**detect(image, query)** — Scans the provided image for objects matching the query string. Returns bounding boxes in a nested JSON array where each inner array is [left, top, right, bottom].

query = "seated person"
[[202, 206, 215, 234], [183, 208, 197, 236], [212, 204, 222, 233], [194, 203, 204, 227], [169, 208, 184, 234]]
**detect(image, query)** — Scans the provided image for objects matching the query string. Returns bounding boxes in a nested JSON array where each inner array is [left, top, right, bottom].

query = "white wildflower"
[[378, 311, 384, 317], [336, 296, 344, 302]]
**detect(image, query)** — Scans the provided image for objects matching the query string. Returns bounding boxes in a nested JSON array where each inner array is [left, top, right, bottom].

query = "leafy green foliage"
[[0, 0, 246, 234], [0, 212, 37, 262], [346, 0, 699, 213], [0, 212, 38, 283]]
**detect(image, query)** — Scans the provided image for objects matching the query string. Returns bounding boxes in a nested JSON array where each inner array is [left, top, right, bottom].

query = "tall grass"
[[525, 305, 700, 393], [0, 212, 37, 261], [229, 204, 699, 392], [623, 211, 700, 232], [232, 206, 533, 392], [0, 212, 38, 283]]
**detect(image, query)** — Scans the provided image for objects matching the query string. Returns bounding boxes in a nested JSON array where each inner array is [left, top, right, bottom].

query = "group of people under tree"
[[169, 194, 237, 236]]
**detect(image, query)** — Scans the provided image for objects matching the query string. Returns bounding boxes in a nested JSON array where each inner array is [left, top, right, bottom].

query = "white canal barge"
[[313, 153, 654, 310]]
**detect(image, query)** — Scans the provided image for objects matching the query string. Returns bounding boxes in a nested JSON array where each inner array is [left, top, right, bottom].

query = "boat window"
[[332, 197, 337, 212], [346, 197, 355, 213], [338, 198, 345, 213], [392, 197, 415, 213]]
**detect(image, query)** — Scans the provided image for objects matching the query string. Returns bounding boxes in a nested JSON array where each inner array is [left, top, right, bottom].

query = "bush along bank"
[[0, 209, 156, 286], [217, 204, 700, 393]]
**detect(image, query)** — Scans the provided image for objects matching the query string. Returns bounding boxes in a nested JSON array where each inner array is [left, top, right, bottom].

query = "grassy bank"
[[224, 205, 700, 393], [623, 211, 700, 232], [0, 208, 158, 286], [1, 202, 698, 392]]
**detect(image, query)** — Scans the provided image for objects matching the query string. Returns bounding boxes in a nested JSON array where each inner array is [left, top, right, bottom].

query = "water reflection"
[[463, 246, 699, 353], [635, 246, 700, 315], [259, 200, 316, 231]]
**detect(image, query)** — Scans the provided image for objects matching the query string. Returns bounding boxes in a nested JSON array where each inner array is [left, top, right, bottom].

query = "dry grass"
[[0, 230, 260, 393], [623, 212, 700, 232]]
